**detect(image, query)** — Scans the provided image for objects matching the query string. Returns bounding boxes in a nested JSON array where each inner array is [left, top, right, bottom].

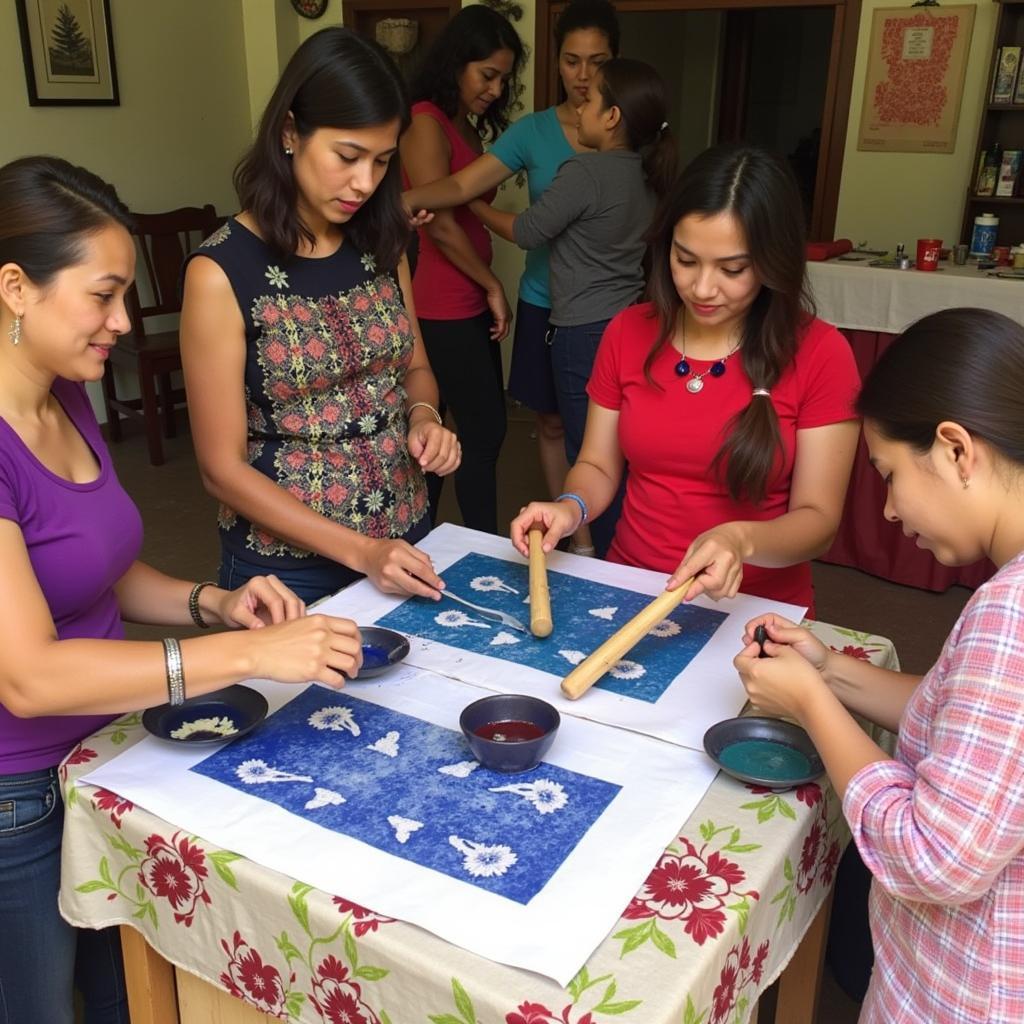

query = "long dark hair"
[[234, 27, 410, 269], [409, 5, 525, 143], [858, 308, 1024, 467], [596, 58, 676, 200], [646, 144, 812, 503], [0, 156, 133, 286], [554, 0, 620, 103]]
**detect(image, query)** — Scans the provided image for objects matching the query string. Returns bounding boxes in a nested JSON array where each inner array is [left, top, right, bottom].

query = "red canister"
[[916, 238, 942, 271], [993, 245, 1012, 266]]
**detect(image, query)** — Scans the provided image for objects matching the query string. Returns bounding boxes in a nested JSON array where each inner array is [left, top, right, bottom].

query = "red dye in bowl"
[[473, 720, 545, 742]]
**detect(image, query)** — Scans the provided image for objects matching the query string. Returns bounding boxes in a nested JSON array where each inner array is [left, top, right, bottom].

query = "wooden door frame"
[[534, 0, 861, 239]]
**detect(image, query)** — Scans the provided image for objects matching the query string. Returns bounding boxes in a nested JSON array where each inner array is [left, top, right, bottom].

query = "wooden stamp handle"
[[560, 580, 693, 700], [528, 528, 553, 638]]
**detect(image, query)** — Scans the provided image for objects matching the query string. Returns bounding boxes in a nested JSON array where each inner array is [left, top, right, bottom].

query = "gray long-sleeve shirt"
[[512, 150, 655, 326]]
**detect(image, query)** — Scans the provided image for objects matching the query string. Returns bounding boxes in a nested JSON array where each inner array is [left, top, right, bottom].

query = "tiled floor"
[[106, 405, 972, 1023]]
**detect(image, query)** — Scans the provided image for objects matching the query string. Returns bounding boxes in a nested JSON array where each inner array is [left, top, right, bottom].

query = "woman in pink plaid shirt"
[[735, 307, 1024, 1023]]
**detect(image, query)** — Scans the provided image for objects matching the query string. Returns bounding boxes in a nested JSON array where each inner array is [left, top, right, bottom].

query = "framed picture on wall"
[[857, 5, 975, 153], [15, 0, 119, 106]]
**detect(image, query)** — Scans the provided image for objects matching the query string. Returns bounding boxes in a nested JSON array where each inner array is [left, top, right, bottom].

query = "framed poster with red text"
[[858, 5, 976, 153]]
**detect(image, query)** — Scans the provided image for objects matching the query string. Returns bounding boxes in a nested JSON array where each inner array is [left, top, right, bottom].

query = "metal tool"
[[438, 589, 528, 633]]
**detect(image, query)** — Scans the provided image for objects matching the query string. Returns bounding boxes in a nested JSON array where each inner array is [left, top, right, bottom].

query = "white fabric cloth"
[[80, 669, 718, 986], [806, 258, 1024, 333], [318, 525, 806, 752]]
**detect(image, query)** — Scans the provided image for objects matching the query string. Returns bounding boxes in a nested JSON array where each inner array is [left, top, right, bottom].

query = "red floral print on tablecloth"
[[622, 839, 757, 946], [746, 781, 823, 807], [506, 1002, 594, 1024], [91, 787, 134, 829], [332, 896, 395, 937], [308, 954, 381, 1024], [796, 804, 841, 895], [710, 936, 770, 1023], [59, 743, 97, 783], [138, 831, 211, 926], [219, 930, 291, 1018], [830, 644, 881, 661]]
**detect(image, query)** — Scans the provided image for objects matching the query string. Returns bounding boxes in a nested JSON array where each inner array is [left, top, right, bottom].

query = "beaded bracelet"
[[188, 580, 218, 629], [162, 637, 185, 706], [407, 402, 443, 426], [555, 492, 589, 528]]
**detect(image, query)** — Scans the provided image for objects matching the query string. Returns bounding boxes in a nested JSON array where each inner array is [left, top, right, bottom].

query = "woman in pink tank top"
[[401, 5, 524, 534]]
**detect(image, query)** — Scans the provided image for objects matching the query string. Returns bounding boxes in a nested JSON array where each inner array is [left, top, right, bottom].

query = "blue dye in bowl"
[[719, 740, 810, 782], [360, 645, 391, 671]]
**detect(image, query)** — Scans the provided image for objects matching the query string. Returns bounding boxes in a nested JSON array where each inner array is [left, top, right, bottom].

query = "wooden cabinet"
[[960, 0, 1024, 247]]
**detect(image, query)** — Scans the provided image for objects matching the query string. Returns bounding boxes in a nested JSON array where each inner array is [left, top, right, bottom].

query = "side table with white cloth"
[[58, 529, 900, 1024], [806, 258, 1016, 591]]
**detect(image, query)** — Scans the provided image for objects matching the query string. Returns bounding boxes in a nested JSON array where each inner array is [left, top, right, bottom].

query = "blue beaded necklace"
[[673, 321, 741, 393]]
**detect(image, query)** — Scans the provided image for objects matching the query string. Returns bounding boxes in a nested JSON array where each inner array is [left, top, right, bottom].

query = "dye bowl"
[[354, 626, 410, 680], [703, 716, 824, 788], [142, 684, 268, 745], [459, 693, 560, 774]]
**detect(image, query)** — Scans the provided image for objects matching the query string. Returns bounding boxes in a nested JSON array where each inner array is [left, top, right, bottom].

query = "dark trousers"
[[419, 313, 507, 535]]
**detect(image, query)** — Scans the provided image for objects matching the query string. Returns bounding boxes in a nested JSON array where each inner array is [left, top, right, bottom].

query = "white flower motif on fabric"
[[648, 618, 682, 638], [449, 835, 518, 878], [305, 787, 346, 810], [589, 606, 618, 620], [388, 815, 423, 844], [435, 609, 490, 630], [522, 594, 531, 604], [489, 779, 568, 815], [558, 649, 586, 666], [489, 631, 520, 647], [235, 759, 313, 785], [360, 252, 376, 273], [438, 760, 479, 778], [470, 575, 519, 595], [264, 265, 289, 289], [609, 659, 646, 679], [169, 716, 237, 740], [308, 706, 361, 736], [366, 731, 400, 757]]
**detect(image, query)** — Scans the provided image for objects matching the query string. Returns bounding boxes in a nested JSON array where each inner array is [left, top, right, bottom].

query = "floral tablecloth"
[[59, 620, 896, 1024]]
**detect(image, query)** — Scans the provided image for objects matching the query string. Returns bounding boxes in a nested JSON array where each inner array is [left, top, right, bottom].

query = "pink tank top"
[[406, 101, 497, 320]]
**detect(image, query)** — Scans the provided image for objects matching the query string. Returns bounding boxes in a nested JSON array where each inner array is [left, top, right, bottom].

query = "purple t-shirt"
[[0, 378, 143, 773]]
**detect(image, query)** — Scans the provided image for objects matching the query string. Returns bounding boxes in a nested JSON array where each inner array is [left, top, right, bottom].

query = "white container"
[[970, 212, 999, 257]]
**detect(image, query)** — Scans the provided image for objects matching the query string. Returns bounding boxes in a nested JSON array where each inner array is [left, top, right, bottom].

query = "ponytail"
[[643, 124, 678, 200]]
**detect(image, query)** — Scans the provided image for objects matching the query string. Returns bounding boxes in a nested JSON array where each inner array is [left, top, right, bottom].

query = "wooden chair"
[[101, 204, 222, 465]]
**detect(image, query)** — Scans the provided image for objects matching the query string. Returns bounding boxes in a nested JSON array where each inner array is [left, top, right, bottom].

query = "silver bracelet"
[[407, 401, 443, 426], [162, 637, 185, 706]]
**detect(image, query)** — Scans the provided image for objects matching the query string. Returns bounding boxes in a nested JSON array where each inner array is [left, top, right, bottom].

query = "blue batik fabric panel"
[[376, 553, 727, 703], [192, 688, 621, 904]]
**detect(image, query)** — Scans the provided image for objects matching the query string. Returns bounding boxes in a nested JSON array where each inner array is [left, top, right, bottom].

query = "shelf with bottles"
[[965, 194, 1024, 204]]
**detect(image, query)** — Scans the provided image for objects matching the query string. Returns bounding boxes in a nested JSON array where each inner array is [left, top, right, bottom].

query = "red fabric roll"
[[806, 238, 853, 261]]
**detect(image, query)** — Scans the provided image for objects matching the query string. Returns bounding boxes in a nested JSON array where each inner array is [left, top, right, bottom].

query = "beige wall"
[[834, 0, 997, 250]]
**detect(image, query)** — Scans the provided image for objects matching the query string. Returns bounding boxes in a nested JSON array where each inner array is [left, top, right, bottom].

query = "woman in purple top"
[[0, 157, 363, 1024]]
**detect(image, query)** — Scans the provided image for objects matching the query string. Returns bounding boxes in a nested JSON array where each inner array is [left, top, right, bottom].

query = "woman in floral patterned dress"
[[182, 28, 460, 604], [736, 308, 1024, 1023]]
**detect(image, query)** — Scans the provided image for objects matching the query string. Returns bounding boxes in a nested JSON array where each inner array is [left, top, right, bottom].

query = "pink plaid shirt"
[[844, 551, 1024, 1023]]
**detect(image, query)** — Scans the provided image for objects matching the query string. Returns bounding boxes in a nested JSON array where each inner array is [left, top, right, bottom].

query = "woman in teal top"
[[404, 0, 619, 556]]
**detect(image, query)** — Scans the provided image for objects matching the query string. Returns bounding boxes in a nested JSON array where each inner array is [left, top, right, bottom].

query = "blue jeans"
[[549, 319, 625, 557], [219, 516, 431, 605], [0, 768, 128, 1024]]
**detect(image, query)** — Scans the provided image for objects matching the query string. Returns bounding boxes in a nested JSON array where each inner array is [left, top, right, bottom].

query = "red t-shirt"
[[587, 302, 860, 609], [406, 101, 497, 321]]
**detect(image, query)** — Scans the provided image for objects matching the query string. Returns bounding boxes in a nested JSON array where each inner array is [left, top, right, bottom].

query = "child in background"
[[736, 307, 1024, 1024]]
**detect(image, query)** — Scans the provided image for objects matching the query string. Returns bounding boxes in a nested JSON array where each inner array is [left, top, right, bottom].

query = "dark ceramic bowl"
[[459, 693, 560, 774], [703, 716, 824, 788], [355, 626, 410, 680], [142, 684, 268, 745]]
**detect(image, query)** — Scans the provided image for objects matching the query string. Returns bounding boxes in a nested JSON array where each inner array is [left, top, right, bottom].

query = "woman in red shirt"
[[512, 144, 860, 611], [401, 5, 524, 534]]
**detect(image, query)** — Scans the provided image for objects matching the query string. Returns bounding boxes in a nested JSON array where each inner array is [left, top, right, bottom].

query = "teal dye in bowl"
[[719, 740, 811, 782]]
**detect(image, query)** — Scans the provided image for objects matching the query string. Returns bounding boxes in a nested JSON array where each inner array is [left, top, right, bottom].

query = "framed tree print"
[[857, 5, 975, 153], [15, 0, 119, 106]]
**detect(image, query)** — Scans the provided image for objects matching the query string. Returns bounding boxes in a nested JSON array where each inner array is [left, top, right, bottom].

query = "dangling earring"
[[8, 315, 21, 346], [960, 474, 970, 490], [283, 146, 294, 156]]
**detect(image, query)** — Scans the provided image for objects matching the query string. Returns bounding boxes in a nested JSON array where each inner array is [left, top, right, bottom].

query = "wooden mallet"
[[528, 527, 553, 638], [560, 579, 694, 700]]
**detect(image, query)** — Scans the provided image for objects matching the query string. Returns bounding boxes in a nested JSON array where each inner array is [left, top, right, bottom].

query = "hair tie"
[[752, 388, 771, 398]]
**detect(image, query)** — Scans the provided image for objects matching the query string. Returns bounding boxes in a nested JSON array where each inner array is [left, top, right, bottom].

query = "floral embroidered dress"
[[187, 220, 428, 571]]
